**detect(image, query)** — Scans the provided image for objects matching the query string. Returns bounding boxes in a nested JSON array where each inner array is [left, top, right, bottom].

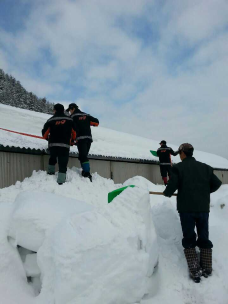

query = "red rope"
[[0, 127, 44, 139]]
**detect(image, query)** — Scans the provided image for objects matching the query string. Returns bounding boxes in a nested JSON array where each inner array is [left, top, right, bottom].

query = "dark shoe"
[[184, 248, 202, 283], [82, 171, 92, 182], [200, 248, 212, 278], [47, 172, 55, 175]]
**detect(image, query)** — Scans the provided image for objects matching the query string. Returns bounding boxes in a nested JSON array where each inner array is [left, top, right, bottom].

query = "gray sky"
[[0, 0, 228, 159]]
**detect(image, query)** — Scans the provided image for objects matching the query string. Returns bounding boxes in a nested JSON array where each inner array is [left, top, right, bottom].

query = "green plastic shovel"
[[108, 186, 177, 203], [150, 150, 158, 157]]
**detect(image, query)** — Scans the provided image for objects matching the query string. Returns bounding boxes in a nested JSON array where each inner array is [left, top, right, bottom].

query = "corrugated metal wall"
[[1, 151, 228, 188]]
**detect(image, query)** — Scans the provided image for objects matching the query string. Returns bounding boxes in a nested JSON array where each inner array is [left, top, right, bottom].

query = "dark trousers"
[[160, 165, 171, 178], [179, 212, 213, 249], [49, 147, 69, 174], [77, 139, 91, 165]]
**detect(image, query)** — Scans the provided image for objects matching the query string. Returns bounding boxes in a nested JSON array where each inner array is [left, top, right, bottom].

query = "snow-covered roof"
[[1, 103, 228, 169]]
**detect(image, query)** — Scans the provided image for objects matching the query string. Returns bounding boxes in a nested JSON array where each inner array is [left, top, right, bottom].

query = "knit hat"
[[66, 103, 78, 111], [54, 103, 64, 113]]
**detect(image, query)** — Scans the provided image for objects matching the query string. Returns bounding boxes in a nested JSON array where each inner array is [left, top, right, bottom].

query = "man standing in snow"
[[157, 140, 178, 185], [163, 143, 222, 283], [66, 103, 99, 182], [42, 103, 76, 185]]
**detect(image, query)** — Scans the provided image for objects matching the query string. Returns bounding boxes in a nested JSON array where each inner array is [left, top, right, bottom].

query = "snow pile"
[[8, 191, 94, 251], [3, 169, 158, 304], [38, 188, 158, 304], [0, 169, 228, 304]]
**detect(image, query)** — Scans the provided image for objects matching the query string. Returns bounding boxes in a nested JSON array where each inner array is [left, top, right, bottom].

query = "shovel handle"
[[149, 191, 177, 197]]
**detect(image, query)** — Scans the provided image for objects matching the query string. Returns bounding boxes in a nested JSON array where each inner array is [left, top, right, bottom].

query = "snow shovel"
[[150, 150, 158, 157], [108, 186, 177, 203]]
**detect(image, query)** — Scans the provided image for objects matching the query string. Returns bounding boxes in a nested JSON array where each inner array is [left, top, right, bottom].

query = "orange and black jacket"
[[70, 109, 99, 142], [42, 113, 76, 149], [157, 144, 178, 165]]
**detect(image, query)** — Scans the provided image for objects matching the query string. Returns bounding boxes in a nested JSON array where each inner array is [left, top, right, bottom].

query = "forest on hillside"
[[0, 69, 54, 114]]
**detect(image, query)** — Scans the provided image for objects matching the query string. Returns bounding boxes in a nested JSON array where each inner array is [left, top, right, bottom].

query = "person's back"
[[157, 144, 175, 164], [44, 112, 74, 148], [42, 103, 76, 185], [170, 157, 220, 212], [66, 103, 99, 181], [157, 140, 178, 185], [71, 108, 99, 142]]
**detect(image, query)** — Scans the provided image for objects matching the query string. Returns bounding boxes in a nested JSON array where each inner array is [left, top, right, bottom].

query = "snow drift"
[[6, 175, 158, 304]]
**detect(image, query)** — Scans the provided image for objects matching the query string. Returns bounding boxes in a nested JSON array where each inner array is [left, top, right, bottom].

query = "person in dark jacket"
[[157, 140, 178, 185], [42, 103, 76, 185], [164, 143, 222, 283], [66, 103, 99, 182]]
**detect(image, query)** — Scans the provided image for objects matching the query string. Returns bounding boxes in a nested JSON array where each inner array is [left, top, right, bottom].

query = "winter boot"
[[47, 165, 55, 175], [184, 248, 202, 283], [162, 177, 168, 186], [57, 172, 66, 185], [200, 248, 212, 278], [81, 162, 92, 182]]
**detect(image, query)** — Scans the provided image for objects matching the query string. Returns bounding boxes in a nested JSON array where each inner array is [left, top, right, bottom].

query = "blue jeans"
[[179, 212, 213, 249]]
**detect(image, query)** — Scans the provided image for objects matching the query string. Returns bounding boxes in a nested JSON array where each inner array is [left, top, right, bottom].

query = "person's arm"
[[170, 148, 179, 156], [210, 172, 222, 193], [163, 166, 179, 197], [42, 121, 50, 140], [157, 149, 161, 157], [89, 115, 99, 127]]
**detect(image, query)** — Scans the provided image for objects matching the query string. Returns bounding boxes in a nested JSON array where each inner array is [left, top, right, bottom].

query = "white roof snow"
[[0, 103, 228, 169]]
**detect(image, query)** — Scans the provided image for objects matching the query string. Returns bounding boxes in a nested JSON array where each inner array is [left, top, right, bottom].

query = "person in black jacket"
[[157, 140, 178, 185], [42, 103, 76, 185], [164, 143, 222, 283], [66, 103, 99, 182]]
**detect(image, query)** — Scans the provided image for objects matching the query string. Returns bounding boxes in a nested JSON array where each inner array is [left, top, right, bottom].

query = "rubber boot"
[[200, 248, 212, 278], [47, 165, 55, 175], [82, 162, 92, 182], [162, 177, 168, 186], [57, 172, 66, 185], [184, 248, 202, 283]]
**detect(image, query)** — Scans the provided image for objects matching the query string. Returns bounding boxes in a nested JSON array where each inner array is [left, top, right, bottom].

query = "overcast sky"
[[0, 0, 228, 159]]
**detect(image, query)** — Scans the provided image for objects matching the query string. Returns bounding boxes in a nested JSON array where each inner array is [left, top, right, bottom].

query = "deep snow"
[[0, 169, 227, 304]]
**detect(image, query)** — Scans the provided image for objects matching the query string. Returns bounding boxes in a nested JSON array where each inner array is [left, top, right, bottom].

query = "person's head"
[[53, 103, 64, 114], [66, 103, 78, 114], [159, 140, 166, 146], [178, 143, 194, 161]]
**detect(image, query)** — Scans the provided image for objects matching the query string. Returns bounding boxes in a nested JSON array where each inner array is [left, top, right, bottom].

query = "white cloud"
[[0, 0, 228, 159]]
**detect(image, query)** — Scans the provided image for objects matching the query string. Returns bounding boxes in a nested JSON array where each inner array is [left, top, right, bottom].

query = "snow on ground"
[[0, 169, 227, 304], [1, 103, 228, 168]]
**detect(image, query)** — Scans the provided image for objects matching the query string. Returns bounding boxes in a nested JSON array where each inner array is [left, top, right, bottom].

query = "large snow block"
[[37, 187, 158, 304], [8, 191, 94, 252]]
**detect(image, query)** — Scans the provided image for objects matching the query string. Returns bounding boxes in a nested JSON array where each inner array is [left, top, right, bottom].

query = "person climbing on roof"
[[42, 103, 76, 185], [157, 140, 178, 186], [66, 103, 99, 182]]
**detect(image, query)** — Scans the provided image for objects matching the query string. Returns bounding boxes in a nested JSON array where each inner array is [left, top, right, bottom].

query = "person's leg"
[[77, 139, 92, 181], [48, 147, 57, 174], [179, 212, 201, 282], [160, 166, 168, 185], [196, 213, 213, 277], [57, 147, 69, 184], [167, 165, 172, 179], [179, 212, 197, 249]]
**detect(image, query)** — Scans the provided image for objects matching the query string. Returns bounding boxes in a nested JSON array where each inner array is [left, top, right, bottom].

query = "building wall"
[[1, 151, 228, 189]]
